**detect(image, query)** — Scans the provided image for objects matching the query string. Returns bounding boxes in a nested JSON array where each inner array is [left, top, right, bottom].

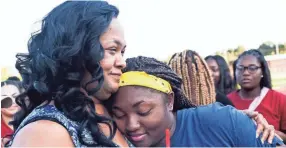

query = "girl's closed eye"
[[137, 109, 152, 116], [137, 104, 153, 116], [113, 109, 126, 119]]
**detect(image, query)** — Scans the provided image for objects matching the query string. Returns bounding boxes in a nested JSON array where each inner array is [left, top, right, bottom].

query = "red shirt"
[[228, 89, 286, 131], [1, 119, 13, 138]]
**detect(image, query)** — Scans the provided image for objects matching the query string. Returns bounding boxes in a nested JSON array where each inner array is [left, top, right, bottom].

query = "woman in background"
[[1, 80, 24, 148], [1, 80, 23, 138], [205, 55, 235, 95], [228, 49, 286, 142]]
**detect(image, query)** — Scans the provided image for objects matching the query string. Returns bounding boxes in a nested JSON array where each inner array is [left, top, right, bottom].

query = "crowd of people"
[[1, 1, 286, 147]]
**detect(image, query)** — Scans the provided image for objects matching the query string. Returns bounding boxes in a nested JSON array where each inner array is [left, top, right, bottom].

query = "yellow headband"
[[119, 71, 172, 94]]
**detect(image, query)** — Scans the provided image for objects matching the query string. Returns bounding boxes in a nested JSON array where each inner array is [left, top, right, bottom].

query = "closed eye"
[[114, 113, 126, 119], [138, 109, 152, 116], [112, 109, 126, 119]]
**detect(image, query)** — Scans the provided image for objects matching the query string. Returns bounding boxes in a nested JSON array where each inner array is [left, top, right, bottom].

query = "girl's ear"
[[167, 92, 174, 111]]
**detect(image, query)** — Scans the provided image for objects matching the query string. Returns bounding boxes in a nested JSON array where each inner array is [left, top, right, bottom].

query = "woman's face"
[[111, 86, 174, 147], [206, 58, 220, 85], [83, 18, 127, 100], [1, 85, 20, 116], [235, 55, 262, 90]]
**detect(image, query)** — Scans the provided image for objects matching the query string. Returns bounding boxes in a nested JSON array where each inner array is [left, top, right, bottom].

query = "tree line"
[[215, 41, 286, 64]]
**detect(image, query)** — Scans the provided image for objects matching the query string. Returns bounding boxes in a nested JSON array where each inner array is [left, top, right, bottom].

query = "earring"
[[261, 75, 263, 78], [169, 105, 173, 110]]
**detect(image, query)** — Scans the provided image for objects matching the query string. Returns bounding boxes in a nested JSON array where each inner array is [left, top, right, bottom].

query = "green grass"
[[272, 77, 286, 88]]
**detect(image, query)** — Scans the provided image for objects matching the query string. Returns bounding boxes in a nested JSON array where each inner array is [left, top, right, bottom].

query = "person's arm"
[[11, 120, 74, 147]]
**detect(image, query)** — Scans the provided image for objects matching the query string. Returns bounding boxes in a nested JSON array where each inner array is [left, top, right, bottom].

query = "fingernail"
[[256, 133, 258, 138], [261, 139, 264, 144], [269, 139, 272, 144]]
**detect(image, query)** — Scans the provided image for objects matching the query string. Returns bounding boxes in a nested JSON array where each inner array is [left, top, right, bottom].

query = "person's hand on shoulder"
[[242, 110, 278, 144]]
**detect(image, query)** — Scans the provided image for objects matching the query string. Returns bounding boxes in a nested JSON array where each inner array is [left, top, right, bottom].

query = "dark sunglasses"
[[1, 97, 14, 108]]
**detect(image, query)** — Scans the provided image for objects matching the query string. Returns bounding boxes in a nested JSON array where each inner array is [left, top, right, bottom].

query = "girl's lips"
[[129, 134, 147, 142]]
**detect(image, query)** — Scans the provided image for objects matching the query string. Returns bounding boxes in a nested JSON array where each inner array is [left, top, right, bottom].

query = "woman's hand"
[[242, 110, 275, 144], [1, 137, 10, 148]]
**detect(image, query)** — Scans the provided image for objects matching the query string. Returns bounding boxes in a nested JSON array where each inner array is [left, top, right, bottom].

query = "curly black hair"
[[233, 49, 272, 89], [10, 1, 119, 147], [205, 55, 235, 94], [121, 56, 196, 111]]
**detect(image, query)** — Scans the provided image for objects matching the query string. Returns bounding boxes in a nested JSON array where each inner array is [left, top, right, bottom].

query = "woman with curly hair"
[[6, 1, 131, 147]]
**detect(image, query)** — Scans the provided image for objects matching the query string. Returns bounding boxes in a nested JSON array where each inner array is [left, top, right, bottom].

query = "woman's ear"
[[167, 92, 175, 111]]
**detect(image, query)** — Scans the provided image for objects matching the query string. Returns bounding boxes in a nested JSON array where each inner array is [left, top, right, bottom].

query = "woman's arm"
[[11, 120, 74, 147]]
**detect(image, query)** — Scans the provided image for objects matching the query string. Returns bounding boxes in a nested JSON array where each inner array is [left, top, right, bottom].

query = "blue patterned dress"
[[7, 105, 133, 147]]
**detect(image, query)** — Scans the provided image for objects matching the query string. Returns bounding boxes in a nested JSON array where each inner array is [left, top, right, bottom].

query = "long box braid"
[[168, 50, 216, 106]]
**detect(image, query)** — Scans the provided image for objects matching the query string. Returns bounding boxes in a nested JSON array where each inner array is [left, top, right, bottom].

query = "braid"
[[124, 56, 196, 111], [196, 57, 205, 105], [194, 57, 201, 104], [169, 52, 194, 104], [196, 54, 216, 104], [178, 52, 188, 97], [192, 51, 216, 105], [181, 51, 191, 99], [191, 63, 199, 105], [168, 50, 216, 106]]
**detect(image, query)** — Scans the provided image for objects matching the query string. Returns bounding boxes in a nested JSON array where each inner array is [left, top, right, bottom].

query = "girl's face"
[[235, 55, 263, 90], [1, 85, 20, 116], [111, 86, 174, 147], [206, 58, 220, 85]]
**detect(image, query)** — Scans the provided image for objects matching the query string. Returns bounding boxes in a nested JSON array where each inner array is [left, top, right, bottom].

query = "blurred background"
[[1, 0, 285, 93]]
